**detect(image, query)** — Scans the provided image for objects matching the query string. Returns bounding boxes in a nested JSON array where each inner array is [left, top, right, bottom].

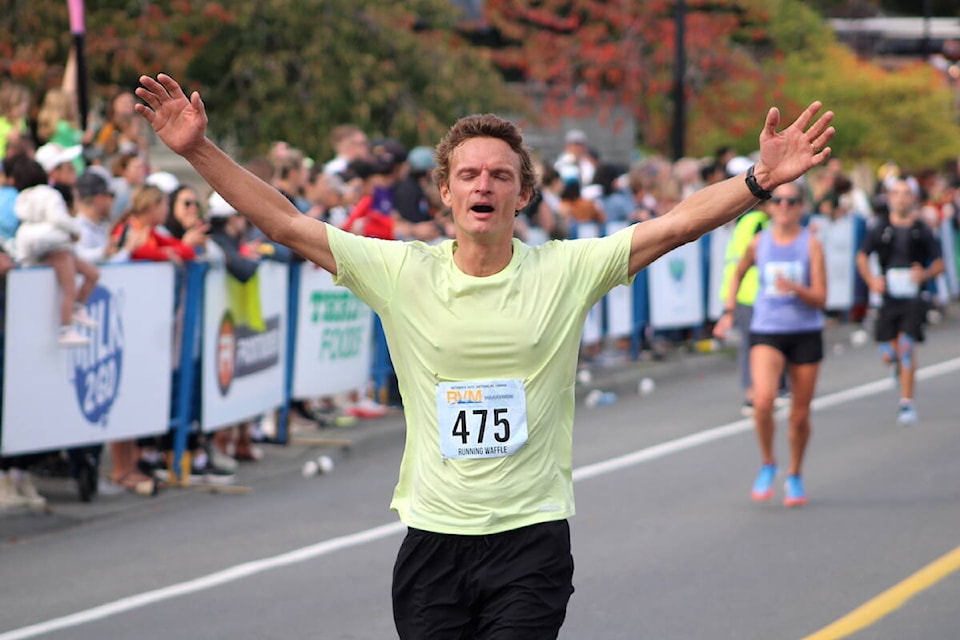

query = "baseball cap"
[[371, 138, 408, 167], [408, 146, 436, 172], [75, 172, 112, 198], [207, 192, 238, 218], [145, 171, 181, 195], [35, 143, 82, 173], [564, 130, 588, 145], [725, 155, 753, 177]]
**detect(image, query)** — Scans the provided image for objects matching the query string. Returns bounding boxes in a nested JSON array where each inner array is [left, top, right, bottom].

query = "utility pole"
[[671, 0, 686, 161]]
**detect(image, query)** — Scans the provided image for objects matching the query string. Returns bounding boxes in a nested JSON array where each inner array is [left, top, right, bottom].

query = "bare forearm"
[[629, 172, 760, 274]]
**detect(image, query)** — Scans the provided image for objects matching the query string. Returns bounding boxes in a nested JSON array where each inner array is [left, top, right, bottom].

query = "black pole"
[[921, 0, 933, 59], [73, 33, 89, 132], [671, 0, 686, 161]]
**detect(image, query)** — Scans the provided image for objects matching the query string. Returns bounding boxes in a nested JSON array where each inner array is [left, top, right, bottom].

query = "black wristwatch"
[[745, 164, 772, 201]]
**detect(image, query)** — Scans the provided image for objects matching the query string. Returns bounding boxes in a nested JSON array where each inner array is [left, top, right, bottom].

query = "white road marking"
[[3, 357, 959, 640]]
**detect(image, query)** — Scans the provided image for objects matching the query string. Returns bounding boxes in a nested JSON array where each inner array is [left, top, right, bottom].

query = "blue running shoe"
[[783, 474, 807, 507], [751, 464, 777, 501], [897, 402, 918, 426]]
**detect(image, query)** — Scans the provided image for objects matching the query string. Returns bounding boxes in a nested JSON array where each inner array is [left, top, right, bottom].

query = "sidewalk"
[[0, 317, 894, 542]]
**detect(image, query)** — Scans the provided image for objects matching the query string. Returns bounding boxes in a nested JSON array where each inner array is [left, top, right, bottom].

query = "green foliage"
[[0, 0, 522, 160], [188, 0, 524, 160], [760, 0, 960, 170]]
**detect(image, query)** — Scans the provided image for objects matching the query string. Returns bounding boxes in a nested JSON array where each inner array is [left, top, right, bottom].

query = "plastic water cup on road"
[[317, 455, 335, 474], [850, 329, 869, 347], [576, 368, 593, 385], [585, 390, 617, 408], [302, 460, 319, 478], [638, 377, 655, 396]]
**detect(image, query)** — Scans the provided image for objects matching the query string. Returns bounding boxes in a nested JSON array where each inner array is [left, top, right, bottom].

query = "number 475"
[[451, 408, 510, 444]]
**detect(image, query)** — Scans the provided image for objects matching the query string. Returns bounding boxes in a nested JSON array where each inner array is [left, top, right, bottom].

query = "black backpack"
[[876, 219, 930, 273]]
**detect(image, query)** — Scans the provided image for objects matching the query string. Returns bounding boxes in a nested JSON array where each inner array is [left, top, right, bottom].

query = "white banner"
[[648, 240, 704, 329], [201, 262, 288, 431], [576, 222, 604, 344], [707, 225, 733, 321], [604, 221, 634, 337], [2, 263, 175, 454], [292, 265, 373, 398], [810, 214, 855, 311], [939, 218, 957, 299]]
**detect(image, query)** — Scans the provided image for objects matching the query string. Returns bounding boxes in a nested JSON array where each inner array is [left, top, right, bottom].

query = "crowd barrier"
[[2, 215, 956, 467]]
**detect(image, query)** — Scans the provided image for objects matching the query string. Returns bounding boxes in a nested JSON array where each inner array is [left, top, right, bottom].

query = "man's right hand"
[[134, 74, 208, 157]]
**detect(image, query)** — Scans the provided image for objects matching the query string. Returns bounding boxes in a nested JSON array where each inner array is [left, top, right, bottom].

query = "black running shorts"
[[750, 330, 824, 365], [875, 298, 927, 343], [392, 519, 575, 640]]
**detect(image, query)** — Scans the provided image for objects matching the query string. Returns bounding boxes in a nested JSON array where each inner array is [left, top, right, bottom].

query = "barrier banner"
[[707, 225, 733, 321], [1, 263, 175, 454], [575, 222, 604, 344], [648, 240, 704, 329], [604, 221, 634, 337], [810, 214, 856, 311], [939, 218, 958, 299], [202, 262, 288, 431], [292, 265, 373, 398]]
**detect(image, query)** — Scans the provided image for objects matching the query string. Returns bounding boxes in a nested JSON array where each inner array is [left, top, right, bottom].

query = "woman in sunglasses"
[[714, 181, 826, 507]]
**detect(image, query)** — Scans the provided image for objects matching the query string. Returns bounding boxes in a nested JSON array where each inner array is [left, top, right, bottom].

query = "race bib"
[[435, 379, 528, 459], [763, 260, 803, 297], [886, 268, 918, 299]]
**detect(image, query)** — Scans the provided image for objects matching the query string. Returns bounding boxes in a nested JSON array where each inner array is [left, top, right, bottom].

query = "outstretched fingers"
[[157, 73, 189, 101], [790, 101, 823, 133]]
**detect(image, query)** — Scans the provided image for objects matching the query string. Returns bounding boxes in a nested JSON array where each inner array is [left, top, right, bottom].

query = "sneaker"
[[96, 478, 127, 496], [774, 391, 792, 409], [346, 397, 389, 419], [0, 474, 29, 509], [783, 475, 807, 507], [751, 464, 777, 501], [211, 449, 239, 472], [58, 326, 91, 347], [14, 474, 47, 508], [740, 401, 754, 417], [72, 305, 98, 329], [897, 402, 918, 426], [190, 462, 236, 486], [137, 457, 169, 482]]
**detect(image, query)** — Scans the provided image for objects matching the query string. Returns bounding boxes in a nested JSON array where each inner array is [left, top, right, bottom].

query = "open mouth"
[[471, 204, 495, 213]]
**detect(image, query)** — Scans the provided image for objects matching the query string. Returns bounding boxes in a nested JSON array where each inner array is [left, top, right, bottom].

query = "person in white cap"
[[554, 128, 596, 188], [9, 157, 99, 346], [35, 142, 83, 188]]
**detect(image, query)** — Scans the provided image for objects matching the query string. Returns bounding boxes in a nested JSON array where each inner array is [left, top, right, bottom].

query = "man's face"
[[887, 182, 915, 220], [51, 162, 77, 186], [95, 192, 114, 220], [439, 137, 530, 241]]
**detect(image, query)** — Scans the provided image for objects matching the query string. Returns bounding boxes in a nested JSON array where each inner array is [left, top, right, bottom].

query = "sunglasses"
[[770, 196, 801, 206]]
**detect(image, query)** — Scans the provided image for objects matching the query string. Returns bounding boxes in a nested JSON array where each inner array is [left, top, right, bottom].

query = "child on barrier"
[[11, 157, 99, 346]]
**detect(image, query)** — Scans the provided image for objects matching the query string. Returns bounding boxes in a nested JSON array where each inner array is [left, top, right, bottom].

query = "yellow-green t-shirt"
[[328, 224, 634, 535], [718, 210, 768, 307]]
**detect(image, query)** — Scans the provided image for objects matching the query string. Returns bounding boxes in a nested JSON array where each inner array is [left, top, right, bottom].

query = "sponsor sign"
[[1, 263, 174, 454], [202, 262, 287, 431], [291, 266, 373, 398]]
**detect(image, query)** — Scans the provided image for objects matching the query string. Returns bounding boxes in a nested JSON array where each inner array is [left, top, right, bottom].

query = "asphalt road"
[[1, 314, 959, 640]]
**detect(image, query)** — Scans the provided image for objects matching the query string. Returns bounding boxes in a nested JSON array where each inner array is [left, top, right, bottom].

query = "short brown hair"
[[433, 114, 536, 197]]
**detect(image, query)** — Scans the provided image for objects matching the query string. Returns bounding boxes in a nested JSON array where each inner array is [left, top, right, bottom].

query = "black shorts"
[[392, 520, 575, 640], [875, 298, 927, 343], [750, 330, 823, 365]]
